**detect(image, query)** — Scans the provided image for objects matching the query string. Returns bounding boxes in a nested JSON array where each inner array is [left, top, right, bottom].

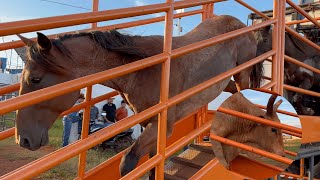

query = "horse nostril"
[[20, 138, 31, 148]]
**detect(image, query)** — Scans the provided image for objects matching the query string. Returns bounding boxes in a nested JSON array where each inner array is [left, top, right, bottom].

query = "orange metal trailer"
[[0, 0, 319, 179]]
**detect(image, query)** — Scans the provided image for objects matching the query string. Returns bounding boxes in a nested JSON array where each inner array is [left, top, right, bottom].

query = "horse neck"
[[285, 33, 319, 60]]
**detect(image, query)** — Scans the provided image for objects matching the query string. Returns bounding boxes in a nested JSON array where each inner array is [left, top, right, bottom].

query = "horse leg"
[[293, 77, 314, 115], [233, 68, 251, 91]]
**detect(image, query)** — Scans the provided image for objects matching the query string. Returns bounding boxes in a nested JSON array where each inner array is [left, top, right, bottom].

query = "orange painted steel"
[[0, 0, 223, 36], [0, 9, 203, 51], [286, 17, 320, 25], [255, 104, 299, 118], [0, 83, 19, 96], [165, 120, 212, 158], [217, 107, 302, 134], [286, 0, 320, 29], [285, 150, 298, 157], [284, 84, 320, 98], [210, 134, 293, 165], [156, 0, 174, 178], [285, 55, 320, 74], [0, 91, 118, 140], [91, 0, 99, 29], [121, 154, 162, 180], [0, 128, 15, 141], [261, 81, 277, 90], [300, 158, 305, 178], [78, 86, 93, 178], [300, 116, 320, 144], [282, 129, 302, 138]]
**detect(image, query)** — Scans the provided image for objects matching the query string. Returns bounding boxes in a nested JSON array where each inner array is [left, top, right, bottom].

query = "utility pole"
[[175, 9, 184, 36]]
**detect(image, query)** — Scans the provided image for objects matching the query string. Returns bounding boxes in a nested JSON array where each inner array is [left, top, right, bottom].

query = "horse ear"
[[36, 32, 52, 51], [273, 99, 283, 112], [266, 94, 278, 116], [17, 34, 34, 47]]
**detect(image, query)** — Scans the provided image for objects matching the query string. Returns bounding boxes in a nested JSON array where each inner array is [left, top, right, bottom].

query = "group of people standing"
[[62, 94, 128, 147]]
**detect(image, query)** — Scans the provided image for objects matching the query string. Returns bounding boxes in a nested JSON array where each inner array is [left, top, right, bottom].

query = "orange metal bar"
[[0, 83, 20, 96], [156, 0, 174, 178], [0, 53, 167, 116], [272, 0, 280, 93], [0, 0, 223, 36], [0, 102, 166, 179], [168, 50, 276, 108], [285, 55, 320, 74], [284, 84, 320, 98], [210, 133, 293, 165], [91, 0, 99, 28], [217, 107, 302, 134], [78, 86, 93, 178], [282, 129, 302, 138], [282, 171, 310, 179], [286, 17, 320, 25], [0, 9, 203, 51], [285, 150, 298, 157], [286, 0, 320, 29], [120, 154, 162, 180], [252, 88, 280, 95], [166, 120, 211, 158], [235, 0, 269, 20], [261, 81, 277, 90], [0, 91, 118, 140], [255, 104, 299, 117], [300, 158, 305, 178], [172, 19, 276, 58], [278, 0, 286, 95], [0, 128, 15, 141]]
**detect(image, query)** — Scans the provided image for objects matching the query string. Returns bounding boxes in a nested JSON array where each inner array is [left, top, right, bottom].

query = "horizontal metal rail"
[[261, 81, 277, 89], [0, 9, 203, 51], [285, 55, 320, 75], [0, 84, 20, 96], [121, 154, 162, 180], [0, 0, 223, 36], [255, 104, 299, 117], [217, 107, 302, 134], [0, 101, 167, 179], [210, 134, 293, 165], [282, 129, 302, 138], [284, 84, 320, 98], [286, 0, 320, 29], [286, 17, 320, 25]]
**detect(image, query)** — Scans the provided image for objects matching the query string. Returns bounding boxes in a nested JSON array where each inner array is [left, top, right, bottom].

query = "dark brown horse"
[[16, 15, 262, 177], [255, 25, 320, 115]]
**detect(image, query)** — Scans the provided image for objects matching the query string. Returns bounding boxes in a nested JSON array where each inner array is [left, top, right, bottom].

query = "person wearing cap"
[[102, 98, 117, 123]]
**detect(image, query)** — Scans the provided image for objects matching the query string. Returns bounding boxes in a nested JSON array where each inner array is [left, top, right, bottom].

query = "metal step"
[[164, 143, 215, 179]]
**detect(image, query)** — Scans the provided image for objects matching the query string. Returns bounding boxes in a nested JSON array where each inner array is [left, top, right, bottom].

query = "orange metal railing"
[[0, 0, 318, 179]]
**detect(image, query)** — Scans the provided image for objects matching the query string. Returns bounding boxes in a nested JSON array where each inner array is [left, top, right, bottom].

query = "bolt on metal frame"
[[0, 0, 318, 179]]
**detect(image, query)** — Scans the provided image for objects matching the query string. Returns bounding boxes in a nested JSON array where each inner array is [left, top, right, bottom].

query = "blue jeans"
[[62, 117, 72, 147]]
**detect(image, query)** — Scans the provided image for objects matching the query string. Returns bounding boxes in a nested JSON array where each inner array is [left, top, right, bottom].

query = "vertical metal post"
[[278, 0, 286, 96], [272, 0, 280, 93], [78, 86, 92, 179], [91, 0, 99, 29], [156, 0, 174, 179], [300, 158, 305, 177], [208, 3, 214, 18], [202, 5, 208, 21], [308, 156, 314, 180]]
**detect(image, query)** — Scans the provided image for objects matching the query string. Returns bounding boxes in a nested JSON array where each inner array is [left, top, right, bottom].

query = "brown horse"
[[255, 25, 320, 115], [16, 15, 262, 177]]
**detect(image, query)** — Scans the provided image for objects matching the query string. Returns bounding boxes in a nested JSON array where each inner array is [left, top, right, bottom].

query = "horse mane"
[[27, 30, 149, 73]]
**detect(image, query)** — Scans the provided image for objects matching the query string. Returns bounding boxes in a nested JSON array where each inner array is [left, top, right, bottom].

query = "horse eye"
[[271, 128, 277, 133], [30, 77, 41, 84]]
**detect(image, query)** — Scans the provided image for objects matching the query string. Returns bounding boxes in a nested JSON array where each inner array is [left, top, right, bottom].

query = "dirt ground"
[[0, 138, 55, 177]]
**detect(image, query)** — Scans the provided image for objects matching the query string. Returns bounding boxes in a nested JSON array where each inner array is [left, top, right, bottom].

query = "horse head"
[[16, 33, 80, 150]]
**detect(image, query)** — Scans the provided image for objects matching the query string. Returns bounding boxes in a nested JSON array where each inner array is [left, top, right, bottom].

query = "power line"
[[40, 0, 91, 10]]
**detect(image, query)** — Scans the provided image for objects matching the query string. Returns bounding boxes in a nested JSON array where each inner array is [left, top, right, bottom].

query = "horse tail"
[[250, 61, 264, 88]]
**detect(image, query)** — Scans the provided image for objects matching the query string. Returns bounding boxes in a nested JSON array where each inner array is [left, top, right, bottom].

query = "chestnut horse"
[[16, 15, 261, 177]]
